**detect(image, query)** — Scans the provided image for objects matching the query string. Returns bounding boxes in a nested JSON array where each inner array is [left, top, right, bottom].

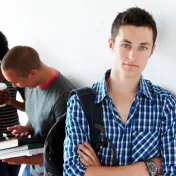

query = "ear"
[[108, 38, 115, 52], [28, 69, 37, 78], [150, 44, 156, 57]]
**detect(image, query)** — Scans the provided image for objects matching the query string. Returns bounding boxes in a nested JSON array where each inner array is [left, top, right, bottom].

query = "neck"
[[107, 68, 141, 94], [37, 63, 57, 86]]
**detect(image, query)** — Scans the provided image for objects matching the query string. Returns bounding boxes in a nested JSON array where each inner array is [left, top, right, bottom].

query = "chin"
[[123, 72, 141, 79]]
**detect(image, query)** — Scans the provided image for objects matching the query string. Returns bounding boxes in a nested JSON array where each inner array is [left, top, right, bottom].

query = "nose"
[[128, 49, 136, 61]]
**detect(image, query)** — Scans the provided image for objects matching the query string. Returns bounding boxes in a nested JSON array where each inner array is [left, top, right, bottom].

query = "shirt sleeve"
[[63, 94, 91, 176], [53, 91, 71, 121], [161, 99, 176, 175]]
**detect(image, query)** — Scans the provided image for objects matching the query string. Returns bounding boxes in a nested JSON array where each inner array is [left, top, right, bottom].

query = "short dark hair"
[[2, 46, 41, 77], [111, 7, 157, 45], [0, 31, 9, 61]]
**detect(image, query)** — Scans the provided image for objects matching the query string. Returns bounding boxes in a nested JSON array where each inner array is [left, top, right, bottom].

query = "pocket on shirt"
[[132, 130, 160, 162]]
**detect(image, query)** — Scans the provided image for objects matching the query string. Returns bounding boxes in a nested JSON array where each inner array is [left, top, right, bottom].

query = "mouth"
[[123, 63, 139, 67]]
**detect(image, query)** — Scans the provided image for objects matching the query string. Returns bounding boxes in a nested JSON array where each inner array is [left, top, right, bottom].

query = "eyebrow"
[[140, 42, 151, 46], [121, 39, 151, 46], [121, 39, 132, 44]]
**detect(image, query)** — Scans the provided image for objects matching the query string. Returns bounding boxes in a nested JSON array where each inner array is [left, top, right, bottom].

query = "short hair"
[[111, 7, 157, 45], [0, 31, 9, 61], [2, 46, 41, 77]]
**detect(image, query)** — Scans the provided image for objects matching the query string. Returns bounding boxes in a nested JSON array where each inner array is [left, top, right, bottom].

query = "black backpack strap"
[[70, 87, 103, 152], [70, 87, 118, 165]]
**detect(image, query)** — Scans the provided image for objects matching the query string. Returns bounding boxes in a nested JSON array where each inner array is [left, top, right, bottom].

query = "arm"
[[10, 99, 25, 112], [64, 95, 161, 176], [2, 154, 43, 165], [161, 102, 176, 175], [12, 87, 25, 111], [78, 142, 162, 176], [63, 95, 90, 176], [53, 92, 70, 121], [0, 89, 25, 111], [85, 163, 148, 176]]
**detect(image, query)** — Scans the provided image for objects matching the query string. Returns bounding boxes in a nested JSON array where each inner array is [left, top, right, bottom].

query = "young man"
[[64, 7, 176, 176], [1, 46, 74, 176], [0, 32, 25, 176]]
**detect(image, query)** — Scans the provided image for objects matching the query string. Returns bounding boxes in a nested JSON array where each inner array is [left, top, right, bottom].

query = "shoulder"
[[145, 79, 176, 108], [52, 73, 74, 92]]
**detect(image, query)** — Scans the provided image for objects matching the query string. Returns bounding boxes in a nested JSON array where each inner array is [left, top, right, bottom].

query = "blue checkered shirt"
[[64, 70, 176, 176]]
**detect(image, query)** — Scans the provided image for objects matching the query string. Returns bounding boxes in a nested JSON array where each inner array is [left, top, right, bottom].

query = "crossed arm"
[[64, 96, 162, 176], [64, 95, 176, 176]]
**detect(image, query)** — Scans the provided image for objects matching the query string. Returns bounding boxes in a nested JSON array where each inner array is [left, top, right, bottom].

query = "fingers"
[[84, 142, 96, 154], [14, 134, 20, 138], [7, 125, 29, 136], [78, 142, 101, 166], [80, 157, 90, 167], [19, 132, 29, 138], [14, 132, 29, 138], [7, 125, 18, 131], [77, 149, 94, 166], [78, 143, 98, 164], [78, 144, 92, 158]]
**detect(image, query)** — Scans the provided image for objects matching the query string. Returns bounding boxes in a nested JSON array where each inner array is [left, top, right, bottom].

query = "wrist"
[[126, 162, 150, 176], [140, 162, 151, 176], [144, 159, 158, 176]]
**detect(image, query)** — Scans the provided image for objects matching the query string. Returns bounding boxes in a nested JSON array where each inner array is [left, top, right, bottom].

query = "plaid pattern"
[[64, 70, 176, 176]]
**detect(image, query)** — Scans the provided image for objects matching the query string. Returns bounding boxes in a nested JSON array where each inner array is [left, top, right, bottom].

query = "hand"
[[7, 125, 30, 138], [2, 154, 43, 165], [77, 142, 101, 167], [0, 90, 11, 105]]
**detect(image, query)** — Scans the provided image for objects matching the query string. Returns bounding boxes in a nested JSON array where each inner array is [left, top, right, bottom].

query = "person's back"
[[64, 7, 176, 176]]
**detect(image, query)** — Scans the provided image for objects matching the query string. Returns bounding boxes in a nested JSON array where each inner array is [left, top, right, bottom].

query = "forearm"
[[2, 154, 43, 165], [10, 99, 25, 111], [28, 154, 43, 165], [85, 162, 149, 176]]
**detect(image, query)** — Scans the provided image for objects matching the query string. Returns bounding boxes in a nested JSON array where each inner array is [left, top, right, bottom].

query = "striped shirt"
[[0, 79, 25, 141], [64, 70, 176, 176]]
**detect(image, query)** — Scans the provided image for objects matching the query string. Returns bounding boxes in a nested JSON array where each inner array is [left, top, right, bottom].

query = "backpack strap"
[[70, 87, 118, 165], [70, 87, 103, 152]]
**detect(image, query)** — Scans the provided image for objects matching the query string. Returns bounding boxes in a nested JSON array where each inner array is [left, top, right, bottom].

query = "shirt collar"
[[138, 77, 153, 99], [95, 69, 153, 104], [94, 69, 110, 104]]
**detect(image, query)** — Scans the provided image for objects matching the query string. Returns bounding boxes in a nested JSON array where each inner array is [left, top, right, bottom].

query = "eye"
[[139, 46, 147, 51], [122, 44, 130, 48]]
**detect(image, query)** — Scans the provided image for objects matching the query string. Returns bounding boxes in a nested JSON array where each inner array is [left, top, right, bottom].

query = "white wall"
[[0, 0, 175, 92], [0, 0, 175, 94]]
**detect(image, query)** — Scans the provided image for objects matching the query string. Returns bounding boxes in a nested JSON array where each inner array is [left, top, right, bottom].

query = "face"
[[109, 25, 155, 78], [1, 68, 39, 88]]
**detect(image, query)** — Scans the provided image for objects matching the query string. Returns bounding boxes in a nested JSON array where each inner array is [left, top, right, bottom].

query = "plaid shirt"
[[64, 70, 176, 176]]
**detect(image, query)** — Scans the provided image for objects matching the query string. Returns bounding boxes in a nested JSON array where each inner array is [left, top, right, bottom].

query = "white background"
[[0, 0, 175, 95], [0, 1, 175, 174]]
